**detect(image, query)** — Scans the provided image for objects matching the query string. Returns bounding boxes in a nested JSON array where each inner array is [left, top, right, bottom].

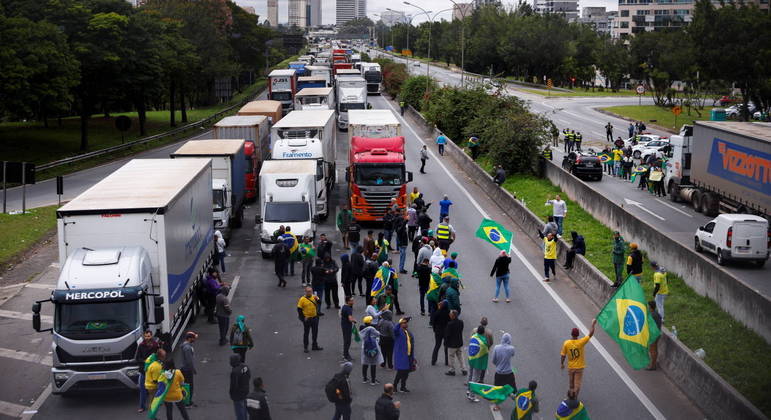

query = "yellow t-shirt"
[[654, 271, 669, 295], [409, 192, 420, 205], [544, 238, 557, 260], [561, 336, 591, 369], [297, 295, 319, 318], [613, 149, 623, 161], [164, 370, 186, 402], [144, 360, 163, 391]]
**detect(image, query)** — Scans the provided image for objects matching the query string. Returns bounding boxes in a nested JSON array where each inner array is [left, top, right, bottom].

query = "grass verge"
[[474, 155, 771, 416], [518, 87, 642, 97], [0, 205, 58, 270], [601, 105, 711, 130]]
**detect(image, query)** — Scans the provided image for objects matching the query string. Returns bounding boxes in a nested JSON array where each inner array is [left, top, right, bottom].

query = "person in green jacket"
[[299, 237, 316, 287], [337, 205, 353, 249], [229, 315, 254, 363], [611, 231, 625, 287], [511, 380, 539, 420]]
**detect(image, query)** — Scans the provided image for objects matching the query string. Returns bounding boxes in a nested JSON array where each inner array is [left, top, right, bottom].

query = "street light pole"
[[404, 2, 452, 95]]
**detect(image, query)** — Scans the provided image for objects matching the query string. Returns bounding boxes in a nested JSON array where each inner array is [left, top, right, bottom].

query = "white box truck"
[[170, 140, 247, 239], [32, 159, 214, 394], [295, 87, 335, 111], [360, 63, 383, 94], [348, 109, 401, 140], [214, 115, 271, 202], [257, 160, 318, 257], [271, 110, 337, 219], [336, 76, 368, 130]]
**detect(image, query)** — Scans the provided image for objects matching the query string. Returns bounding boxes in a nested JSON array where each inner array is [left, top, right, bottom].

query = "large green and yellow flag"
[[475, 219, 513, 251], [426, 273, 441, 302], [597, 275, 661, 370], [468, 382, 514, 404]]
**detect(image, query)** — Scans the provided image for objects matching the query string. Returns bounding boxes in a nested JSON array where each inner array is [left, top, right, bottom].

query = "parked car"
[[725, 103, 756, 119], [718, 95, 739, 106], [694, 214, 769, 267], [562, 152, 603, 181], [624, 134, 663, 148], [632, 139, 670, 159]]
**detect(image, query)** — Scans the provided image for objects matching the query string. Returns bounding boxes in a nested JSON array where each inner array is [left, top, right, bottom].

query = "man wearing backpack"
[[326, 361, 353, 420]]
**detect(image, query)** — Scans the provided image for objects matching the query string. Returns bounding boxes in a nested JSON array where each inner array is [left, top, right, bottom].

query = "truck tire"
[[262, 251, 270, 258], [668, 182, 679, 202], [694, 237, 702, 252], [756, 260, 767, 268], [691, 190, 703, 213], [702, 193, 718, 217], [716, 248, 726, 265]]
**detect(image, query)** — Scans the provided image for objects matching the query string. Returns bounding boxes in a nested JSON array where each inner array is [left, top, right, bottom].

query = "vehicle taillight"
[[727, 227, 732, 248], [575, 158, 581, 164]]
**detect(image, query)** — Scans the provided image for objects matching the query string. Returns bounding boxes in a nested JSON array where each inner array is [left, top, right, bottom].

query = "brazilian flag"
[[376, 239, 389, 264], [148, 370, 172, 419], [555, 400, 590, 420], [370, 265, 391, 297], [629, 165, 647, 183], [513, 388, 536, 420], [426, 273, 441, 302], [597, 275, 661, 370], [598, 153, 611, 163], [467, 332, 489, 370], [352, 324, 361, 343], [475, 219, 513, 251], [468, 382, 513, 404]]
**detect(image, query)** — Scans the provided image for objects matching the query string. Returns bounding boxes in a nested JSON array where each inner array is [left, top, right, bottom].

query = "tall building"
[[310, 0, 322, 27], [473, 0, 500, 7], [453, 3, 475, 20], [612, 0, 768, 40], [534, 0, 579, 21], [289, 0, 308, 27], [577, 7, 617, 35], [267, 0, 278, 27], [379, 10, 407, 26], [336, 0, 366, 25]]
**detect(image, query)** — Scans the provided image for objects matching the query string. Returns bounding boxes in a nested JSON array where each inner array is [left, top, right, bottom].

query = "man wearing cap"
[[560, 319, 596, 398], [443, 252, 459, 270], [611, 232, 625, 287], [180, 331, 198, 407], [626, 243, 643, 283]]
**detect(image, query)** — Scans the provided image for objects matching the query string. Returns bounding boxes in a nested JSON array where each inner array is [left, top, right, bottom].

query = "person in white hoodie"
[[429, 247, 445, 274], [215, 230, 227, 273], [491, 332, 516, 412]]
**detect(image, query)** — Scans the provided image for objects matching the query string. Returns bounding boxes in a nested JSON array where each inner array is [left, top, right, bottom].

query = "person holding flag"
[[160, 360, 189, 420], [280, 226, 300, 277], [511, 380, 539, 420], [467, 382, 514, 408], [560, 319, 596, 398], [466, 325, 491, 403], [370, 261, 392, 300], [376, 233, 390, 264], [144, 348, 166, 416], [555, 391, 590, 420]]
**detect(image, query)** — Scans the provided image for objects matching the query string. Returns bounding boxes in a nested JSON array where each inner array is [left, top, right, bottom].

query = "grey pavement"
[[0, 94, 704, 419], [372, 50, 771, 298]]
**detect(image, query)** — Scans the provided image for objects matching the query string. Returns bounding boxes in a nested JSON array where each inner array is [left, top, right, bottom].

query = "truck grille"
[[56, 342, 138, 364], [360, 187, 400, 217]]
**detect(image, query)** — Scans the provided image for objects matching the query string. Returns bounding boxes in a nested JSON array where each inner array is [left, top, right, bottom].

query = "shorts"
[[494, 372, 516, 390]]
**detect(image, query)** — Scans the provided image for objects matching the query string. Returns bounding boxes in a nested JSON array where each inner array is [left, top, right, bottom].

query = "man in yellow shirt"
[[543, 233, 557, 282], [144, 349, 166, 396], [560, 318, 596, 397], [612, 148, 624, 177], [297, 286, 323, 353], [651, 261, 669, 322]]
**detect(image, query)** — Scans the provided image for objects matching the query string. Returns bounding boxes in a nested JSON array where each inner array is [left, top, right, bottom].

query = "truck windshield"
[[355, 165, 403, 186], [271, 92, 292, 101], [339, 103, 365, 112], [264, 202, 310, 223], [55, 300, 140, 340], [213, 190, 226, 212]]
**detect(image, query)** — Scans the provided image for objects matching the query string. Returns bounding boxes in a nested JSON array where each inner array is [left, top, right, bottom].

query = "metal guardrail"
[[36, 88, 266, 172]]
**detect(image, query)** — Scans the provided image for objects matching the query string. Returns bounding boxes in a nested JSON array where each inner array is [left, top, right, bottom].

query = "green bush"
[[374, 58, 408, 97], [399, 76, 436, 111]]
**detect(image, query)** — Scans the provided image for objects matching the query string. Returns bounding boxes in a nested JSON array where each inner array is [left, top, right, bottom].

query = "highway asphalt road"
[[0, 95, 702, 419], [372, 50, 771, 299]]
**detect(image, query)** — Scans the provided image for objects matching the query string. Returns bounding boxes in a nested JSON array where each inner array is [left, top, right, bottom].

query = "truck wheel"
[[261, 251, 270, 258], [668, 182, 679, 202], [595, 175, 603, 182], [691, 191, 703, 213], [234, 208, 244, 228], [702, 193, 718, 217], [694, 237, 702, 252], [716, 249, 726, 265]]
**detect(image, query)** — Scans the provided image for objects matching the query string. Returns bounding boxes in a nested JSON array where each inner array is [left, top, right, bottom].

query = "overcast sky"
[[235, 0, 615, 26]]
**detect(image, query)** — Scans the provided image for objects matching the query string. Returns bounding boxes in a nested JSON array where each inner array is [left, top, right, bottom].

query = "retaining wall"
[[402, 104, 767, 420]]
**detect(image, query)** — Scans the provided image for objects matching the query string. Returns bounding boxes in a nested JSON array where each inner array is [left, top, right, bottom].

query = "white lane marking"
[[624, 198, 666, 221], [655, 198, 693, 218], [20, 384, 52, 420], [229, 275, 242, 298], [24, 283, 55, 290], [0, 309, 52, 323], [0, 399, 28, 418], [0, 347, 52, 366], [490, 405, 504, 420], [384, 98, 665, 420]]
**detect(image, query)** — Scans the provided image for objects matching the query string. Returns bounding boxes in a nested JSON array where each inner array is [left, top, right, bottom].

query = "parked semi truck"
[[271, 109, 337, 218], [32, 159, 214, 394], [346, 110, 412, 221], [214, 115, 270, 202], [360, 63, 382, 94], [336, 76, 367, 130], [171, 140, 246, 239], [257, 160, 318, 257], [268, 69, 297, 111], [295, 87, 335, 111], [665, 121, 771, 217]]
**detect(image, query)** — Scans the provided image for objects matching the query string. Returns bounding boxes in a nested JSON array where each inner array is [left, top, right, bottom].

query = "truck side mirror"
[[254, 215, 263, 224], [153, 296, 165, 323], [406, 171, 413, 183], [32, 302, 41, 332], [154, 296, 164, 306]]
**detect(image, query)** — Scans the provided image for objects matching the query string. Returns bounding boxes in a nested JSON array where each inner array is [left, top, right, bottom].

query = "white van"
[[695, 214, 769, 266]]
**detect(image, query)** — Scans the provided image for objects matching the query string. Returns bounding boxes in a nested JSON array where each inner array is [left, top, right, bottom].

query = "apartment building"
[[534, 0, 579, 21]]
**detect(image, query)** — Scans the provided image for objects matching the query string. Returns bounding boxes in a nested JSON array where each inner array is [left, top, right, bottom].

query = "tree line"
[[376, 0, 770, 118], [0, 0, 287, 150]]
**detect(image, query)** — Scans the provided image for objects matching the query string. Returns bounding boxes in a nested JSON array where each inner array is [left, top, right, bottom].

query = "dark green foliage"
[[398, 76, 436, 111]]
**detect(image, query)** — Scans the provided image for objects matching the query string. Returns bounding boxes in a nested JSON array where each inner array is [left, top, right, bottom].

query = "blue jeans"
[[233, 399, 247, 420], [614, 161, 621, 176], [655, 293, 667, 321], [495, 274, 510, 298], [218, 251, 226, 273], [554, 216, 564, 236], [398, 246, 407, 272], [138, 372, 147, 409], [438, 143, 445, 155]]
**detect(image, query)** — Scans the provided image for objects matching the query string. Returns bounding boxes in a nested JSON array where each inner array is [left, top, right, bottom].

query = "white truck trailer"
[[335, 76, 367, 130], [32, 159, 214, 394]]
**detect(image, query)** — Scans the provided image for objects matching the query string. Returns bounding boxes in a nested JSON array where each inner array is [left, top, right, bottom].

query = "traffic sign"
[[636, 85, 645, 95], [672, 106, 682, 116]]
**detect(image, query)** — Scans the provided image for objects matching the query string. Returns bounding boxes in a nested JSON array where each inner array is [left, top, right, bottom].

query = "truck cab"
[[360, 63, 383, 94], [268, 69, 298, 112], [295, 87, 335, 111]]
